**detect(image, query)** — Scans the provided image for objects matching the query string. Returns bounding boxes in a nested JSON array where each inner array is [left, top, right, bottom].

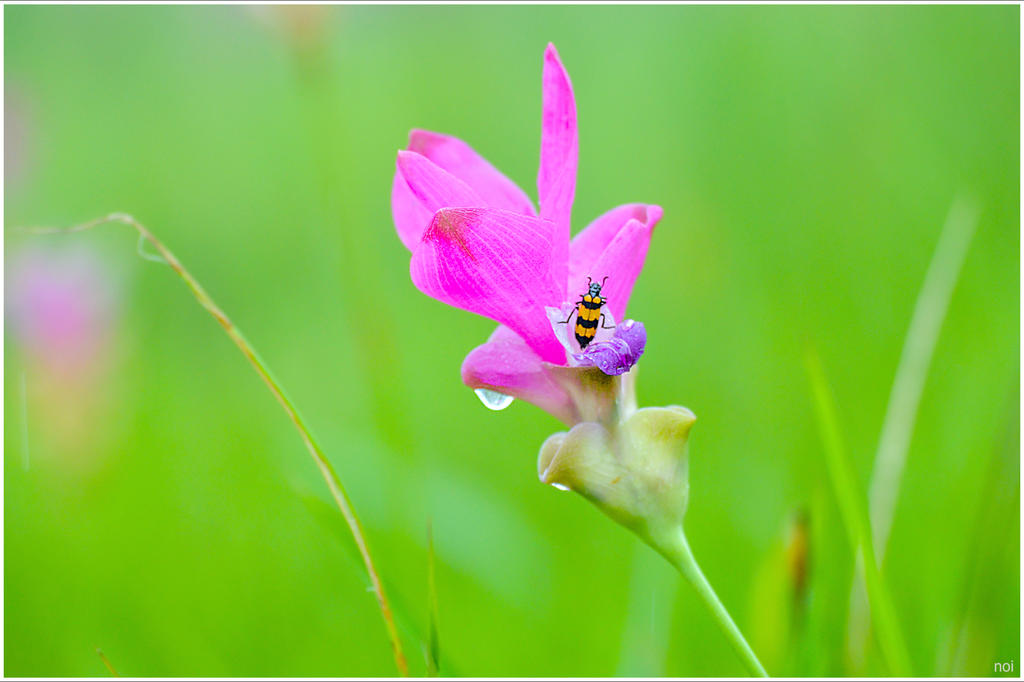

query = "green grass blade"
[[847, 196, 980, 668], [869, 196, 980, 556], [23, 214, 409, 676], [804, 350, 913, 676], [426, 520, 441, 677]]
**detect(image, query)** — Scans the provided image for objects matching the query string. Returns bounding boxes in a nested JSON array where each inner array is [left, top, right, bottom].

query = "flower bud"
[[538, 405, 696, 545]]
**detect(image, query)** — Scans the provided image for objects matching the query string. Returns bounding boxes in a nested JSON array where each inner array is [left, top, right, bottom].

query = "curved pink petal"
[[392, 151, 484, 251], [537, 44, 576, 292], [408, 129, 536, 216], [398, 150, 483, 211], [569, 204, 662, 278], [461, 325, 575, 425], [573, 218, 651, 321], [410, 207, 567, 363], [568, 204, 662, 316], [391, 170, 435, 251]]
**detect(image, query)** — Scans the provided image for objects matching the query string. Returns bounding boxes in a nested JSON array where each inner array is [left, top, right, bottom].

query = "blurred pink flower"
[[391, 44, 661, 424], [7, 245, 122, 473], [7, 246, 117, 376]]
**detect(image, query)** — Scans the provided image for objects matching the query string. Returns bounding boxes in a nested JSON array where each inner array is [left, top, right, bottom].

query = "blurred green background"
[[4, 4, 1019, 677]]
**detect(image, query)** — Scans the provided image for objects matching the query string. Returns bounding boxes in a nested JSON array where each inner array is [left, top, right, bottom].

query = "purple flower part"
[[573, 320, 647, 376]]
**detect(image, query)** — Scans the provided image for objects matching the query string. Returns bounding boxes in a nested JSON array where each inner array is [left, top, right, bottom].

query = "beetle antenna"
[[601, 276, 608, 287], [587, 276, 592, 286]]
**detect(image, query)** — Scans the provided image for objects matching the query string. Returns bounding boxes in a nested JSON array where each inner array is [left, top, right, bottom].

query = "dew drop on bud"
[[474, 388, 514, 411]]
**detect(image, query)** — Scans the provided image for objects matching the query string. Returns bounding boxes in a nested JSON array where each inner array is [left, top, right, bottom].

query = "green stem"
[[655, 527, 768, 677], [25, 214, 409, 676], [805, 349, 912, 676]]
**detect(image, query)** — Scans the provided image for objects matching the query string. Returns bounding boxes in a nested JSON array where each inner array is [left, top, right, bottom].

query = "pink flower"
[[7, 245, 117, 374], [6, 245, 122, 473], [391, 44, 662, 424]]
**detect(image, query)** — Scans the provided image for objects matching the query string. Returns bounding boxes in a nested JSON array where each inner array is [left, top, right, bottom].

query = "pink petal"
[[408, 130, 536, 216], [392, 151, 485, 252], [569, 204, 662, 277], [391, 170, 435, 251], [568, 204, 662, 318], [572, 218, 651, 321], [461, 325, 575, 425], [397, 150, 483, 212], [410, 207, 567, 364], [540, 167, 573, 300], [537, 44, 577, 292]]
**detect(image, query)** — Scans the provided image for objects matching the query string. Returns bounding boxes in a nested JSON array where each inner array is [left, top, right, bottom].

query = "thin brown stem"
[[95, 648, 119, 677], [28, 214, 408, 676]]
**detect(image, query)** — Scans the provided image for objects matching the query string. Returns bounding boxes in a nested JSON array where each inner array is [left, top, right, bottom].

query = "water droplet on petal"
[[550, 482, 571, 492], [474, 388, 514, 411]]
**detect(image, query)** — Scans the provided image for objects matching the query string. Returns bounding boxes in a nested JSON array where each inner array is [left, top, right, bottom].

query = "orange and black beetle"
[[561, 276, 615, 349]]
